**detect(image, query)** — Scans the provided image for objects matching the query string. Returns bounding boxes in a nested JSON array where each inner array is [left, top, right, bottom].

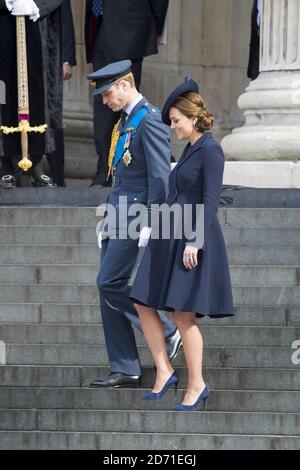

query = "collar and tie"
[[92, 0, 103, 17]]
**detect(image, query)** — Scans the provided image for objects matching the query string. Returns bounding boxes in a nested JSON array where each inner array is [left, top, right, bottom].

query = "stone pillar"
[[222, 0, 300, 188]]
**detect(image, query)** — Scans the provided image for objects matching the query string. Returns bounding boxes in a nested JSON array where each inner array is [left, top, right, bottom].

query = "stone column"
[[221, 0, 300, 188]]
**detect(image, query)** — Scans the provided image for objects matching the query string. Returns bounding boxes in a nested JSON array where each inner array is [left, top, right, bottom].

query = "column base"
[[223, 161, 300, 188]]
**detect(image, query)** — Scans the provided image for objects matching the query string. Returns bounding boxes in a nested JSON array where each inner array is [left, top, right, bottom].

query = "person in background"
[[247, 0, 262, 81], [45, 0, 76, 187], [0, 0, 73, 188], [85, 0, 169, 187]]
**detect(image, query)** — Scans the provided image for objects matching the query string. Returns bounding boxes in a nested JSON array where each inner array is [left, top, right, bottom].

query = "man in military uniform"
[[87, 60, 181, 388]]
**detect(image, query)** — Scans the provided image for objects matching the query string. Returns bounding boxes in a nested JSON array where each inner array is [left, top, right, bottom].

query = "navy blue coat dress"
[[130, 132, 234, 318]]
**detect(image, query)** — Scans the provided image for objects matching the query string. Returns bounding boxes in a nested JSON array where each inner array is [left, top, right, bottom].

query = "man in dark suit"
[[87, 60, 181, 388], [247, 0, 261, 81], [85, 0, 169, 186], [45, 0, 76, 187]]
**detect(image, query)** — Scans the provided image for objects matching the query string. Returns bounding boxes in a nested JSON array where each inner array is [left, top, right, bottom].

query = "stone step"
[[228, 246, 300, 265], [222, 208, 300, 229], [1, 365, 300, 390], [0, 264, 299, 287], [0, 245, 99, 265], [0, 304, 297, 326], [2, 186, 299, 208], [1, 225, 299, 247], [221, 187, 300, 209], [230, 266, 300, 287], [2, 344, 298, 367], [1, 207, 300, 229], [0, 226, 96, 246], [0, 324, 299, 347], [1, 244, 300, 265], [0, 430, 299, 450], [0, 387, 300, 413], [0, 187, 108, 207], [224, 228, 300, 247], [0, 207, 98, 226], [0, 409, 299, 437], [0, 284, 300, 305]]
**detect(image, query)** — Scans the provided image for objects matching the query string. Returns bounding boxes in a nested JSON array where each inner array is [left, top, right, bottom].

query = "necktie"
[[92, 0, 103, 17], [119, 111, 127, 131]]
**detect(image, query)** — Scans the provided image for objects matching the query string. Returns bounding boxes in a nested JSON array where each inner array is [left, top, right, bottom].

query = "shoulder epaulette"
[[144, 102, 160, 114]]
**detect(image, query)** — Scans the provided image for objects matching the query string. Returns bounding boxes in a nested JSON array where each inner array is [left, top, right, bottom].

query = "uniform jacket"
[[166, 132, 224, 250], [85, 0, 169, 63], [103, 98, 171, 238]]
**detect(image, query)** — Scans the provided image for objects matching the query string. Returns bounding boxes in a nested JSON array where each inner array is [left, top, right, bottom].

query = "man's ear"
[[117, 79, 128, 92]]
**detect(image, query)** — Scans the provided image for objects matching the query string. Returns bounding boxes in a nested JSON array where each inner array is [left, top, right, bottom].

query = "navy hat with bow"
[[161, 77, 200, 125]]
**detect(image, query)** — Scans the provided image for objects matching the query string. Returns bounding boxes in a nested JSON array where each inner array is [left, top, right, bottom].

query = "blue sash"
[[113, 107, 149, 168]]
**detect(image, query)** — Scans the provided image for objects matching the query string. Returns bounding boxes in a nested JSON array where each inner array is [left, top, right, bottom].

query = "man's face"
[[101, 84, 127, 112]]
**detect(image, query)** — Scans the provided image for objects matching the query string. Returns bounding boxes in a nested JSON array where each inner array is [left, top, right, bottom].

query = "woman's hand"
[[183, 245, 199, 270]]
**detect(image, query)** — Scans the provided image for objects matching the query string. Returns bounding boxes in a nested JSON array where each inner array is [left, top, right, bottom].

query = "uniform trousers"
[[97, 237, 176, 376]]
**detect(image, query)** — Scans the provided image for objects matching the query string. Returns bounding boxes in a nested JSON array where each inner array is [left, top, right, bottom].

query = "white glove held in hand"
[[11, 0, 40, 22], [97, 231, 102, 250], [138, 226, 152, 248], [5, 0, 13, 11]]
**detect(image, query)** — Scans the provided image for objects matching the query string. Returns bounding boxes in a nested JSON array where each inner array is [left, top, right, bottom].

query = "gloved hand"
[[97, 231, 102, 249], [11, 0, 40, 22], [138, 226, 152, 248], [5, 0, 13, 11]]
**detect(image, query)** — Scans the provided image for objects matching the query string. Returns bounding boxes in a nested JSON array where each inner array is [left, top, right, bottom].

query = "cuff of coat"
[[185, 231, 205, 250]]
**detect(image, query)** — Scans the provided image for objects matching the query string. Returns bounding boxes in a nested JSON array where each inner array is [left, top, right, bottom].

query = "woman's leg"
[[134, 304, 174, 392], [173, 311, 206, 405]]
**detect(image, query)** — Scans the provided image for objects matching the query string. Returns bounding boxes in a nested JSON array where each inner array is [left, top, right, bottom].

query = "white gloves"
[[138, 226, 152, 248], [9, 0, 40, 22], [98, 227, 152, 249], [5, 0, 13, 10], [97, 231, 102, 249]]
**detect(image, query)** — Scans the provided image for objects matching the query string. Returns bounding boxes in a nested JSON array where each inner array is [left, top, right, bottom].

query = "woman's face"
[[169, 107, 196, 140]]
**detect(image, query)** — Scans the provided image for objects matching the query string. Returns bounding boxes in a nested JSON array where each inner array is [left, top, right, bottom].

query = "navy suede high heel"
[[174, 385, 209, 411], [142, 371, 179, 400]]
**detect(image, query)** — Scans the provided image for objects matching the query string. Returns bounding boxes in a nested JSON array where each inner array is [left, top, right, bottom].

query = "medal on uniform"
[[123, 149, 132, 166], [122, 132, 132, 166]]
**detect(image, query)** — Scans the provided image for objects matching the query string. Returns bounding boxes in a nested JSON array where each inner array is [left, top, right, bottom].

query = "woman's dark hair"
[[173, 92, 214, 132]]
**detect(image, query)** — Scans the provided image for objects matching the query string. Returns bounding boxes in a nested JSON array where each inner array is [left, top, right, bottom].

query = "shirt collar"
[[124, 94, 144, 117]]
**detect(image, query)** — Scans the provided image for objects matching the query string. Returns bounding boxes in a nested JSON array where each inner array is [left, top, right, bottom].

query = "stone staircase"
[[0, 204, 300, 450]]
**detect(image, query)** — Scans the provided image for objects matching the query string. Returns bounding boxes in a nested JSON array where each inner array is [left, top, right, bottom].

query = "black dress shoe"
[[166, 329, 182, 362], [31, 174, 55, 187], [90, 373, 141, 388], [0, 175, 16, 189]]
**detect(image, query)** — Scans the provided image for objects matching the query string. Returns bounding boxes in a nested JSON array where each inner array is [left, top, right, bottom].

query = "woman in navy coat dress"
[[130, 78, 234, 411]]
